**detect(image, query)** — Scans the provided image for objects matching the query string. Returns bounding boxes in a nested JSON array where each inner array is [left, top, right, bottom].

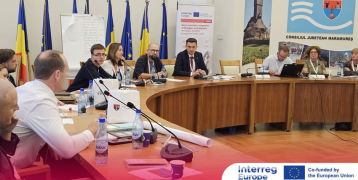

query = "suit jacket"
[[8, 75, 16, 87], [173, 50, 208, 77], [133, 55, 163, 79], [66, 58, 112, 92]]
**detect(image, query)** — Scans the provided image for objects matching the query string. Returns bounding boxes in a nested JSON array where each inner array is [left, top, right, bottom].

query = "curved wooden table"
[[65, 76, 358, 179]]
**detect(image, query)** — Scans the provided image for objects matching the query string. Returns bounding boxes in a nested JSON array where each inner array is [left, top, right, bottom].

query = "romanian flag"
[[73, 0, 77, 13], [15, 0, 29, 84], [138, 1, 150, 57], [41, 0, 52, 52], [159, 2, 168, 59], [121, 0, 133, 60], [105, 0, 115, 54], [84, 0, 89, 14]]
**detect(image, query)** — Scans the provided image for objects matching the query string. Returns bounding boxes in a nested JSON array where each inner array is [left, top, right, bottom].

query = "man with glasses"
[[133, 43, 167, 79], [173, 38, 208, 77], [0, 49, 18, 87], [259, 45, 293, 75], [67, 44, 112, 92]]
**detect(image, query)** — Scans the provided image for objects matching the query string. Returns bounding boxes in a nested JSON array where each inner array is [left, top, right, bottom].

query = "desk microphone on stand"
[[120, 60, 146, 86], [241, 68, 255, 77]]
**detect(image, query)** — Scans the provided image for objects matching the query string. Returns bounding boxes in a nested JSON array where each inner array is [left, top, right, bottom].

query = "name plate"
[[255, 75, 271, 79]]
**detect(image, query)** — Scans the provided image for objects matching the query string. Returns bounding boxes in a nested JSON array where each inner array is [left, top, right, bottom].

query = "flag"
[[105, 0, 115, 54], [84, 0, 89, 14], [159, 2, 168, 59], [138, 1, 150, 57], [121, 0, 132, 60], [42, 0, 52, 52], [284, 166, 305, 180], [73, 0, 77, 13], [15, 0, 29, 84]]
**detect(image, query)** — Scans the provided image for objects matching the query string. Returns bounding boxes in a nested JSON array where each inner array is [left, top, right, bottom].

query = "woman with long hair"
[[101, 43, 124, 79]]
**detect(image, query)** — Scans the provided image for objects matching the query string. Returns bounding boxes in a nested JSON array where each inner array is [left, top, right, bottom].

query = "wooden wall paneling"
[[286, 82, 295, 131], [248, 83, 257, 133], [146, 96, 160, 116], [196, 86, 204, 134], [353, 83, 358, 131]]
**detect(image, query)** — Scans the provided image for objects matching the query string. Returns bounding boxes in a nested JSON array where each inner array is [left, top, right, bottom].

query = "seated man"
[[0, 79, 20, 180], [0, 49, 18, 87], [67, 44, 112, 92], [133, 43, 167, 79], [259, 45, 293, 75], [173, 38, 208, 77], [13, 50, 100, 170]]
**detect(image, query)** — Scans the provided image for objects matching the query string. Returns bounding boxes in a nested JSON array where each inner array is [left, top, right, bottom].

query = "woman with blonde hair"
[[301, 46, 327, 74], [0, 64, 8, 79], [344, 48, 358, 71], [101, 43, 124, 79]]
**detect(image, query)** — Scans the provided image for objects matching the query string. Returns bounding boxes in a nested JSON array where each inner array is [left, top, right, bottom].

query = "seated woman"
[[0, 64, 8, 79], [344, 48, 358, 72], [301, 46, 327, 74], [101, 42, 125, 79]]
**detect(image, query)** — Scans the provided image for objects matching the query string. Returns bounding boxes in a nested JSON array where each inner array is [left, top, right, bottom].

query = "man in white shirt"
[[259, 45, 293, 75], [13, 50, 100, 170]]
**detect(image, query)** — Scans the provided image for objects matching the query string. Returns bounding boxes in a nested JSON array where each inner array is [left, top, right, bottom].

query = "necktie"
[[190, 56, 193, 72]]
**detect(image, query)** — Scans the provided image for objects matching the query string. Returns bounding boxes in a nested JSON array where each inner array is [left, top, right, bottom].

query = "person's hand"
[[57, 100, 65, 106], [269, 70, 276, 75], [156, 72, 162, 78], [191, 70, 200, 77], [87, 113, 107, 137], [199, 69, 207, 76], [0, 114, 19, 140], [345, 67, 351, 71]]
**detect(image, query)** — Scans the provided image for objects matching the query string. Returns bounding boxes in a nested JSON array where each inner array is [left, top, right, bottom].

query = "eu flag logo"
[[193, 12, 199, 17], [284, 166, 305, 180]]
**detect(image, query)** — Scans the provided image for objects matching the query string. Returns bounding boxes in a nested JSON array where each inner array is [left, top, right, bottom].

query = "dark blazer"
[[66, 58, 113, 92], [133, 55, 163, 79], [173, 50, 208, 77]]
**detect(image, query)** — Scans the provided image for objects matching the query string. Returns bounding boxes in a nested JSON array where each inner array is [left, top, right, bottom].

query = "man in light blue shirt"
[[259, 45, 293, 75]]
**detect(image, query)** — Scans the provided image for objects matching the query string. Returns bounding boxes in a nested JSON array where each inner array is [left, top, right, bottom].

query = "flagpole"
[[16, 56, 21, 86], [27, 53, 32, 80]]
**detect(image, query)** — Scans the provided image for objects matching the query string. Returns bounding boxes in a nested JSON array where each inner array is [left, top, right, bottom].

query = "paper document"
[[165, 78, 186, 82], [62, 118, 74, 124], [128, 167, 202, 180], [121, 84, 137, 88]]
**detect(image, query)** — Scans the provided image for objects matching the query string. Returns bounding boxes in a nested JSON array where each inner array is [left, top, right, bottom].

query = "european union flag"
[[159, 2, 168, 59], [105, 0, 114, 54], [73, 0, 77, 13], [84, 0, 89, 14], [121, 0, 132, 60], [41, 0, 52, 52], [284, 166, 305, 180]]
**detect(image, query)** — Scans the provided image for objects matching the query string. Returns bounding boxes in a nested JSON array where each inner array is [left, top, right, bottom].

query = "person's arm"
[[259, 57, 270, 73], [321, 61, 327, 74], [25, 99, 99, 159], [302, 61, 308, 73], [343, 62, 351, 71], [173, 53, 191, 77], [134, 58, 151, 79]]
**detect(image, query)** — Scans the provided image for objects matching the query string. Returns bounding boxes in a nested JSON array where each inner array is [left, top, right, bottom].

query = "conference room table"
[[64, 76, 358, 179]]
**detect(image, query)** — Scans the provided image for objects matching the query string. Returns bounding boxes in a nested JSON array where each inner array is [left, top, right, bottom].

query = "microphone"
[[120, 59, 145, 86], [81, 62, 108, 110], [241, 68, 254, 77], [103, 90, 158, 144], [104, 91, 193, 162], [257, 66, 270, 75], [91, 68, 111, 79], [94, 60, 114, 79]]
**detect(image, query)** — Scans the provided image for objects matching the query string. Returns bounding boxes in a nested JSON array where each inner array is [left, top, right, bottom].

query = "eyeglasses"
[[149, 49, 160, 53], [92, 53, 106, 57], [310, 51, 318, 54]]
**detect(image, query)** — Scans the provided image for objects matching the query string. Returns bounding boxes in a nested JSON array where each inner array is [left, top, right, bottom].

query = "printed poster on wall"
[[242, 0, 273, 66], [175, 4, 215, 75]]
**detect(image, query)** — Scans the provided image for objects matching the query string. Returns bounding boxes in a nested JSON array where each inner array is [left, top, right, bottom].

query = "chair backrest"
[[80, 61, 85, 67], [161, 59, 176, 78], [219, 60, 241, 75], [296, 59, 304, 64], [254, 59, 264, 74], [124, 60, 137, 79]]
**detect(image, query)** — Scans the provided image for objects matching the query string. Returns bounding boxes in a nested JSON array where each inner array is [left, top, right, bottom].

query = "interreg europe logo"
[[238, 165, 277, 180], [287, 0, 356, 34], [284, 166, 305, 180]]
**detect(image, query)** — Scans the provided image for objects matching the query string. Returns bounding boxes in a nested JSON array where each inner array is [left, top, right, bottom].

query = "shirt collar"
[[188, 53, 195, 58], [33, 79, 57, 102]]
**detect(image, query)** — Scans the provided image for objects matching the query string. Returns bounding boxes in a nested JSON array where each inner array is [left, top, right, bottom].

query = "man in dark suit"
[[67, 44, 113, 92], [133, 43, 167, 79], [173, 38, 208, 77], [0, 49, 18, 87]]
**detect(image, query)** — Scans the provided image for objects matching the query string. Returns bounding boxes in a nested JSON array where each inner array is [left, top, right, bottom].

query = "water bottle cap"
[[89, 80, 93, 83], [136, 109, 141, 113], [99, 77, 102, 79], [80, 88, 84, 92], [117, 71, 120, 73], [152, 65, 154, 67], [127, 69, 129, 71], [99, 118, 105, 123], [162, 64, 165, 67]]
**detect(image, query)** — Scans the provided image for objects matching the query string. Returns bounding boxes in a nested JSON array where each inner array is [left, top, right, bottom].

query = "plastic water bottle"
[[337, 63, 342, 77], [78, 88, 86, 116], [87, 80, 94, 106], [151, 65, 156, 79], [125, 69, 131, 86], [161, 64, 166, 78], [117, 70, 122, 89], [95, 118, 108, 165], [132, 109, 144, 149]]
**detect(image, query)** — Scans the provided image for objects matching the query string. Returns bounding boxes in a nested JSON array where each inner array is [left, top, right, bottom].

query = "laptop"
[[276, 64, 304, 77]]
